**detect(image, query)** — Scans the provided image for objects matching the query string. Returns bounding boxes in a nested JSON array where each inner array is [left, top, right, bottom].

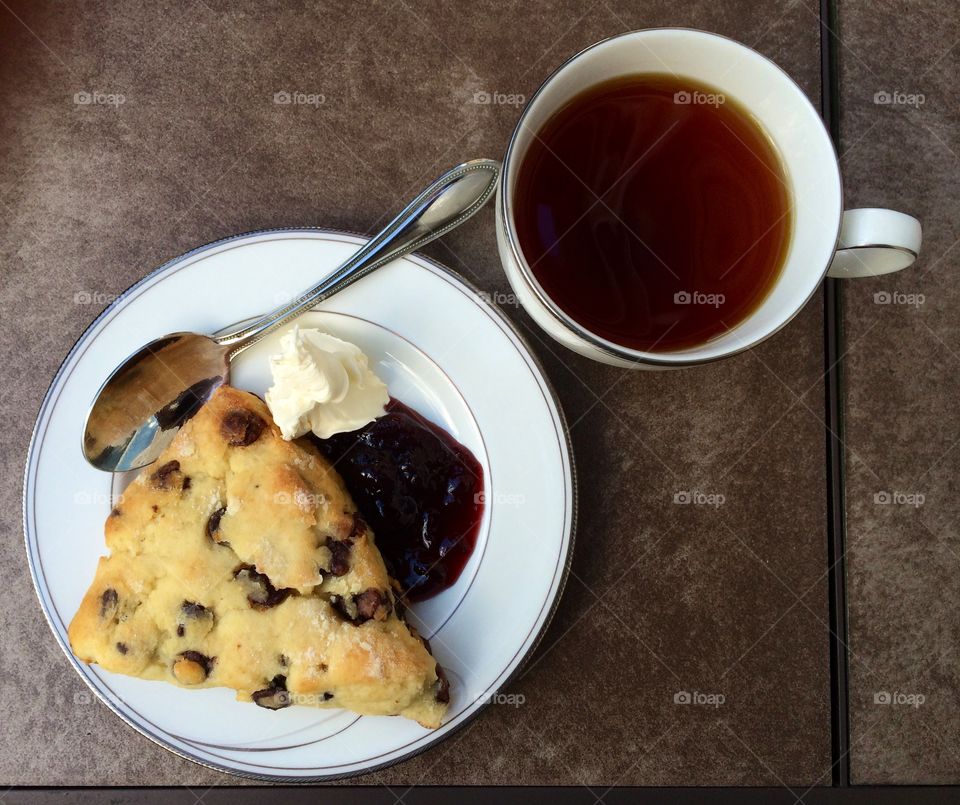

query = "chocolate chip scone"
[[68, 385, 449, 727]]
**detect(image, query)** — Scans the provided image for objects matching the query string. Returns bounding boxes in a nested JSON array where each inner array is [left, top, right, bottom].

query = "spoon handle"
[[215, 158, 500, 356]]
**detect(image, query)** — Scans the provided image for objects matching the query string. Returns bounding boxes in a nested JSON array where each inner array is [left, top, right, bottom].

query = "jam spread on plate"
[[314, 399, 484, 602]]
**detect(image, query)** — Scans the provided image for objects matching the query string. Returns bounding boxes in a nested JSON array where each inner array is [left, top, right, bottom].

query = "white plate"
[[23, 229, 575, 781]]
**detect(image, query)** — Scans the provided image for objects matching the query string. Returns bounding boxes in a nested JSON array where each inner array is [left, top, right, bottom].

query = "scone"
[[68, 385, 449, 728]]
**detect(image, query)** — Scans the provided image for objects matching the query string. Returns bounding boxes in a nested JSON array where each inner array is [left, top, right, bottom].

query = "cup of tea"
[[496, 28, 922, 368]]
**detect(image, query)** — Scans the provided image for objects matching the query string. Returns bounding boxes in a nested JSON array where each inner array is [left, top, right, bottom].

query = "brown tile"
[[837, 0, 960, 785]]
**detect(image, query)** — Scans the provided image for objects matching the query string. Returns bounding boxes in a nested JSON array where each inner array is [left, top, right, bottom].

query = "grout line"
[[821, 0, 852, 788]]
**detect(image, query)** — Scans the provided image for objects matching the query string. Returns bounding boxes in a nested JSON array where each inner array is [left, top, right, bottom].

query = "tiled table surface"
[[838, 0, 960, 786], [0, 0, 954, 789]]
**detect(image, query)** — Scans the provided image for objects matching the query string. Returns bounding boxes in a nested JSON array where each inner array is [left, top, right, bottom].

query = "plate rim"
[[22, 226, 578, 781]]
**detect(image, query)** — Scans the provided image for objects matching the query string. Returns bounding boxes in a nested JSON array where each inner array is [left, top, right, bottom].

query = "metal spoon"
[[83, 158, 501, 473]]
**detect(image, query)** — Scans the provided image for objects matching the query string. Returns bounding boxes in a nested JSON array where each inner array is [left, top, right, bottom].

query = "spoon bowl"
[[83, 333, 229, 472]]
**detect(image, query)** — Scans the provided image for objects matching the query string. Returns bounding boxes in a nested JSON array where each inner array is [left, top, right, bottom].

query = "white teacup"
[[495, 28, 922, 368]]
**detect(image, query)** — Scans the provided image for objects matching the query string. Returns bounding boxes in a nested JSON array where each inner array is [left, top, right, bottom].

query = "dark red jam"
[[313, 399, 484, 602]]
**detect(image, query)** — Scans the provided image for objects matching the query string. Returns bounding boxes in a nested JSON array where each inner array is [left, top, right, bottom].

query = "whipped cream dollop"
[[265, 327, 389, 440]]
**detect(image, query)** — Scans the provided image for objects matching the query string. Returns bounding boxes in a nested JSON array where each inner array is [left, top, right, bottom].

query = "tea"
[[513, 73, 792, 352]]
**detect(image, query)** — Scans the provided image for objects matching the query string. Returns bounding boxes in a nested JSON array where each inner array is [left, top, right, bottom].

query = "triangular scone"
[[68, 385, 449, 728]]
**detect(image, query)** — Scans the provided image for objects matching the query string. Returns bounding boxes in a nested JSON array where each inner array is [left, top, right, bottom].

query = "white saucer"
[[23, 229, 575, 780]]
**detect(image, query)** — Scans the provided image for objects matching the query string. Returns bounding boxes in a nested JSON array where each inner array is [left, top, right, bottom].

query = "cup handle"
[[826, 208, 922, 278]]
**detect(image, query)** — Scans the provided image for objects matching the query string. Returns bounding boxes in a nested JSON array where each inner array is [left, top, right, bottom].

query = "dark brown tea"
[[514, 73, 792, 352]]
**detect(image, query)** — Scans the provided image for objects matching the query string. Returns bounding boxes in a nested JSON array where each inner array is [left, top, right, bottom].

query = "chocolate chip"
[[173, 650, 214, 684], [434, 664, 450, 703], [178, 650, 214, 675], [355, 588, 391, 622], [151, 504, 159, 513], [176, 624, 185, 637], [182, 476, 192, 491], [330, 588, 392, 625], [99, 588, 118, 619], [252, 675, 291, 710], [325, 537, 352, 576], [278, 654, 289, 667], [221, 409, 266, 447], [181, 601, 211, 619], [151, 460, 182, 489], [322, 692, 334, 701], [206, 506, 226, 540], [233, 564, 293, 610], [116, 642, 128, 655]]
